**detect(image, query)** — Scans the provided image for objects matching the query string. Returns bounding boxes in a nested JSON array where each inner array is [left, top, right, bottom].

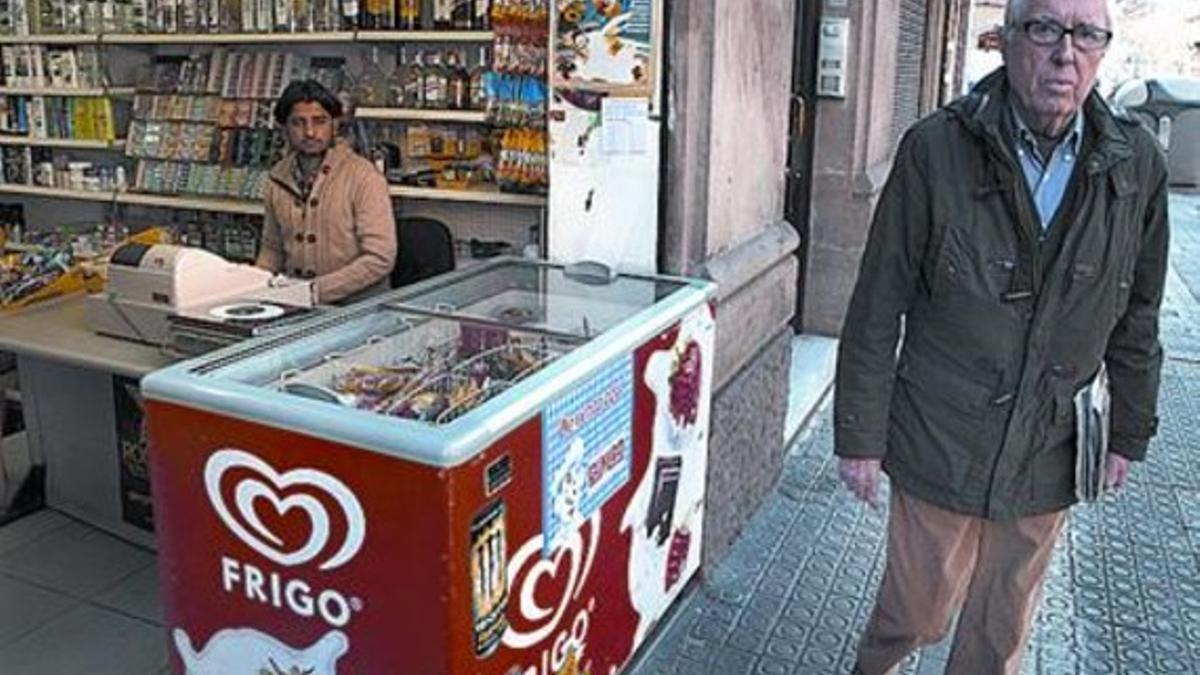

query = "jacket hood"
[[946, 67, 1135, 174]]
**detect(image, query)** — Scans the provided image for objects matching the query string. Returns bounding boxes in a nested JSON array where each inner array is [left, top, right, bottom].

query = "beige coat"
[[257, 141, 397, 304]]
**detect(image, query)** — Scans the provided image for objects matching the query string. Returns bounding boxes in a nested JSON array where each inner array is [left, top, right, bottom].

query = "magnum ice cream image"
[[470, 500, 509, 658]]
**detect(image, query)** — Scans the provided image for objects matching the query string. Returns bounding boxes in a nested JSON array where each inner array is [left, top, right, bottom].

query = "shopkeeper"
[[256, 79, 397, 304]]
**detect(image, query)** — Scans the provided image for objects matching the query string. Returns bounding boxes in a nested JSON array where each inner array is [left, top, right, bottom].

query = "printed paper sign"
[[541, 354, 633, 556]]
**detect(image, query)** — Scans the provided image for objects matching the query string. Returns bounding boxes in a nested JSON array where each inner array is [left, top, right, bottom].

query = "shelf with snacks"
[[389, 184, 544, 207], [0, 34, 98, 45], [0, 183, 117, 203], [100, 31, 358, 45], [0, 183, 268, 214], [357, 107, 488, 123], [0, 136, 125, 149], [0, 86, 136, 97], [113, 190, 265, 215], [356, 30, 495, 43], [0, 30, 496, 46], [0, 0, 551, 231]]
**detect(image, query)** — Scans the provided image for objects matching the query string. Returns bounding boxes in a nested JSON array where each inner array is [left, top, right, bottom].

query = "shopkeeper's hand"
[[838, 458, 882, 509], [1105, 453, 1132, 492]]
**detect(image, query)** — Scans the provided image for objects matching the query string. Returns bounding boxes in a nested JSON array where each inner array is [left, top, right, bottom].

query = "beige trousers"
[[854, 489, 1067, 675]]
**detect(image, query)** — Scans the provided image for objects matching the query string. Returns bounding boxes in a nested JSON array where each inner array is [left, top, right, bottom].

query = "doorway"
[[785, 0, 822, 331]]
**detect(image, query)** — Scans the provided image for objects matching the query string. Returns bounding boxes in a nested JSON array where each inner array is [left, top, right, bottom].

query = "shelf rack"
[[0, 29, 546, 213], [0, 31, 494, 46], [356, 108, 488, 123], [389, 185, 546, 207], [0, 184, 544, 210], [0, 137, 125, 150], [0, 184, 117, 203], [0, 86, 136, 97]]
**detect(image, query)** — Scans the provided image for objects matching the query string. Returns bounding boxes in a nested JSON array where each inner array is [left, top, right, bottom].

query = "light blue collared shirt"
[[1009, 107, 1085, 230]]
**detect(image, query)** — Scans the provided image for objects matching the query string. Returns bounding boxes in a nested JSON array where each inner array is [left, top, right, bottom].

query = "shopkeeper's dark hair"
[[273, 79, 344, 126]]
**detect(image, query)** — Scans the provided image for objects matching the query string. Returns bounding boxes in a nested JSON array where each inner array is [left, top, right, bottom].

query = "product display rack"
[[0, 31, 494, 46], [0, 86, 136, 97], [355, 30, 493, 42], [0, 183, 118, 204], [357, 107, 488, 123], [0, 182, 545, 210], [0, 136, 125, 149], [0, 34, 96, 45], [388, 184, 544, 206], [0, 183, 263, 213], [0, 18, 548, 251]]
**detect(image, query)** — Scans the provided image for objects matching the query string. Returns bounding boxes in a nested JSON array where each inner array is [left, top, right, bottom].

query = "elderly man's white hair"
[[1004, 0, 1118, 29]]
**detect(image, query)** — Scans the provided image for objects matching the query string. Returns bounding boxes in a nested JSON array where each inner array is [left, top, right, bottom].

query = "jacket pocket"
[[887, 353, 996, 492]]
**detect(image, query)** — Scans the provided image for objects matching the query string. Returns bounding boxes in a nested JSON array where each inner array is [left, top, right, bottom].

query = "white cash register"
[[86, 243, 315, 346]]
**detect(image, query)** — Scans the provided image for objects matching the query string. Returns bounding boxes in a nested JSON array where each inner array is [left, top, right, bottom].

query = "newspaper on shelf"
[[1074, 362, 1111, 502]]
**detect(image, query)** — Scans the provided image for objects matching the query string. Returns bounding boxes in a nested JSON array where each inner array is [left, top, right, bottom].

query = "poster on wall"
[[113, 375, 153, 531], [541, 354, 633, 556], [552, 0, 658, 97]]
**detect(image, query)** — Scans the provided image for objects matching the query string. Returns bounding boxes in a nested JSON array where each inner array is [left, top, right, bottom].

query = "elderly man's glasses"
[[1019, 19, 1113, 50]]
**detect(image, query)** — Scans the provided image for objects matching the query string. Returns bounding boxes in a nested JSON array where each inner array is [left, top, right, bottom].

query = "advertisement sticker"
[[470, 500, 509, 658], [113, 375, 153, 531], [541, 354, 632, 556]]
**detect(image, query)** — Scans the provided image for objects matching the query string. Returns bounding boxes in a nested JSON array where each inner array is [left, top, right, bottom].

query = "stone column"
[[662, 0, 800, 567]]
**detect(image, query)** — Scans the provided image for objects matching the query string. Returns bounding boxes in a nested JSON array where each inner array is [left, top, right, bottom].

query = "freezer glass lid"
[[387, 259, 686, 340], [276, 313, 578, 426]]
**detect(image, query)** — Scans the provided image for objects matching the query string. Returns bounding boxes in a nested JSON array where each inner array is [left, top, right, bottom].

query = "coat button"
[[304, 270, 316, 279], [293, 268, 303, 276], [294, 199, 303, 208], [322, 165, 331, 174], [310, 198, 319, 208], [295, 233, 304, 242], [307, 234, 317, 243], [1049, 363, 1075, 378]]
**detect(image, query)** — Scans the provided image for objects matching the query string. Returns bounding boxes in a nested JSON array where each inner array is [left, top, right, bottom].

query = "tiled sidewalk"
[[628, 193, 1200, 675]]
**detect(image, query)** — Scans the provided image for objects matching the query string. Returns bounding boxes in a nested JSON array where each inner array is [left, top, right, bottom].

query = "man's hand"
[[1105, 453, 1132, 492], [838, 458, 883, 509]]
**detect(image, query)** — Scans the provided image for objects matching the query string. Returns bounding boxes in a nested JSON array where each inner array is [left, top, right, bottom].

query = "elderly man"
[[834, 0, 1169, 672], [257, 79, 397, 305]]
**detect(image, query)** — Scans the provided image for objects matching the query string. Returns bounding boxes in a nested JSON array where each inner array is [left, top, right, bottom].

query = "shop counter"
[[0, 295, 173, 548]]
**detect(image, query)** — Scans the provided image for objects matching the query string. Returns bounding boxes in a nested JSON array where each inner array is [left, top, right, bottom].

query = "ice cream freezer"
[[142, 257, 716, 675]]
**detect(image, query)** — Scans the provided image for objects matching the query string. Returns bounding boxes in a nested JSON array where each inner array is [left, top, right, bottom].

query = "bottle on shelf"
[[310, 0, 337, 30], [468, 45, 487, 111], [362, 0, 393, 29], [402, 49, 425, 108], [274, 0, 295, 33], [432, 0, 453, 30], [446, 49, 469, 110], [422, 50, 447, 110], [474, 0, 489, 30], [357, 46, 390, 106], [451, 0, 472, 30], [340, 0, 359, 29], [395, 0, 420, 30], [291, 0, 315, 31], [389, 49, 408, 107]]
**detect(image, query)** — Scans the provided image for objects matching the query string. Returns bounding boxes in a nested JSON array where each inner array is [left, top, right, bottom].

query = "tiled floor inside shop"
[[0, 510, 167, 674], [1, 194, 1199, 675]]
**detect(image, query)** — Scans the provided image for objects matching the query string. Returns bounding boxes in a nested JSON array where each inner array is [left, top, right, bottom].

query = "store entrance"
[[785, 0, 821, 331]]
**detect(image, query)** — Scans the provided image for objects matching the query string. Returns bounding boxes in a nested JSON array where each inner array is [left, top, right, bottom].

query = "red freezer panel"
[[445, 304, 716, 675], [148, 402, 456, 675]]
